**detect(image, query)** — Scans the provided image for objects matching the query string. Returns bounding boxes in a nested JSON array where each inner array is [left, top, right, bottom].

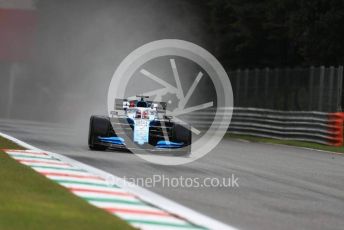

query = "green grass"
[[227, 133, 344, 154], [0, 136, 25, 150], [0, 136, 134, 230]]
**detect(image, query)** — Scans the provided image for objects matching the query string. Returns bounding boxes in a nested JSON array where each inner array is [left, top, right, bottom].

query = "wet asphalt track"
[[1, 118, 344, 230]]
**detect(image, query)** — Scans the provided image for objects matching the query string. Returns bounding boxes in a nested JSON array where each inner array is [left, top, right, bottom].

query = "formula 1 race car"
[[88, 96, 191, 155]]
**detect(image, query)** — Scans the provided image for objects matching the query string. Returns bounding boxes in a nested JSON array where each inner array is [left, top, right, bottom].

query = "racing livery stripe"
[[4, 149, 208, 230]]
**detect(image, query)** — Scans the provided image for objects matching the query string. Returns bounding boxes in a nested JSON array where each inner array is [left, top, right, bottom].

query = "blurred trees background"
[[2, 0, 344, 119], [204, 0, 344, 69]]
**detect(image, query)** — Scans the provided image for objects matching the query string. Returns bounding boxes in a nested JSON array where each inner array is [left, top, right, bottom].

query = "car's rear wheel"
[[88, 115, 111, 151]]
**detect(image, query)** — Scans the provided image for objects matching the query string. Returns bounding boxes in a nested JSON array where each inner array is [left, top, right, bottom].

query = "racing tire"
[[88, 115, 111, 151], [172, 123, 192, 156]]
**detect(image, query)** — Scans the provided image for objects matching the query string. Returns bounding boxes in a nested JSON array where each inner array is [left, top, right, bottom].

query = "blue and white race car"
[[88, 96, 191, 155]]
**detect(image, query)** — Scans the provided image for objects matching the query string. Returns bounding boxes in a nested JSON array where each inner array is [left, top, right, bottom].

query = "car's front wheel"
[[88, 115, 111, 151], [172, 123, 192, 155]]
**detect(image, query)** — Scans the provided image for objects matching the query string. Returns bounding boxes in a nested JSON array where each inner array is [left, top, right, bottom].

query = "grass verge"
[[227, 133, 344, 154], [0, 136, 134, 230]]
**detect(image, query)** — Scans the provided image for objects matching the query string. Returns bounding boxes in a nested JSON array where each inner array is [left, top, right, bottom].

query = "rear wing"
[[114, 98, 167, 113]]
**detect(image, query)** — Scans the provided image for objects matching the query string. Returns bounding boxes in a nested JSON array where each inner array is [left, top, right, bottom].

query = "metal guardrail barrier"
[[224, 66, 344, 146], [181, 107, 343, 146], [228, 107, 344, 146]]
